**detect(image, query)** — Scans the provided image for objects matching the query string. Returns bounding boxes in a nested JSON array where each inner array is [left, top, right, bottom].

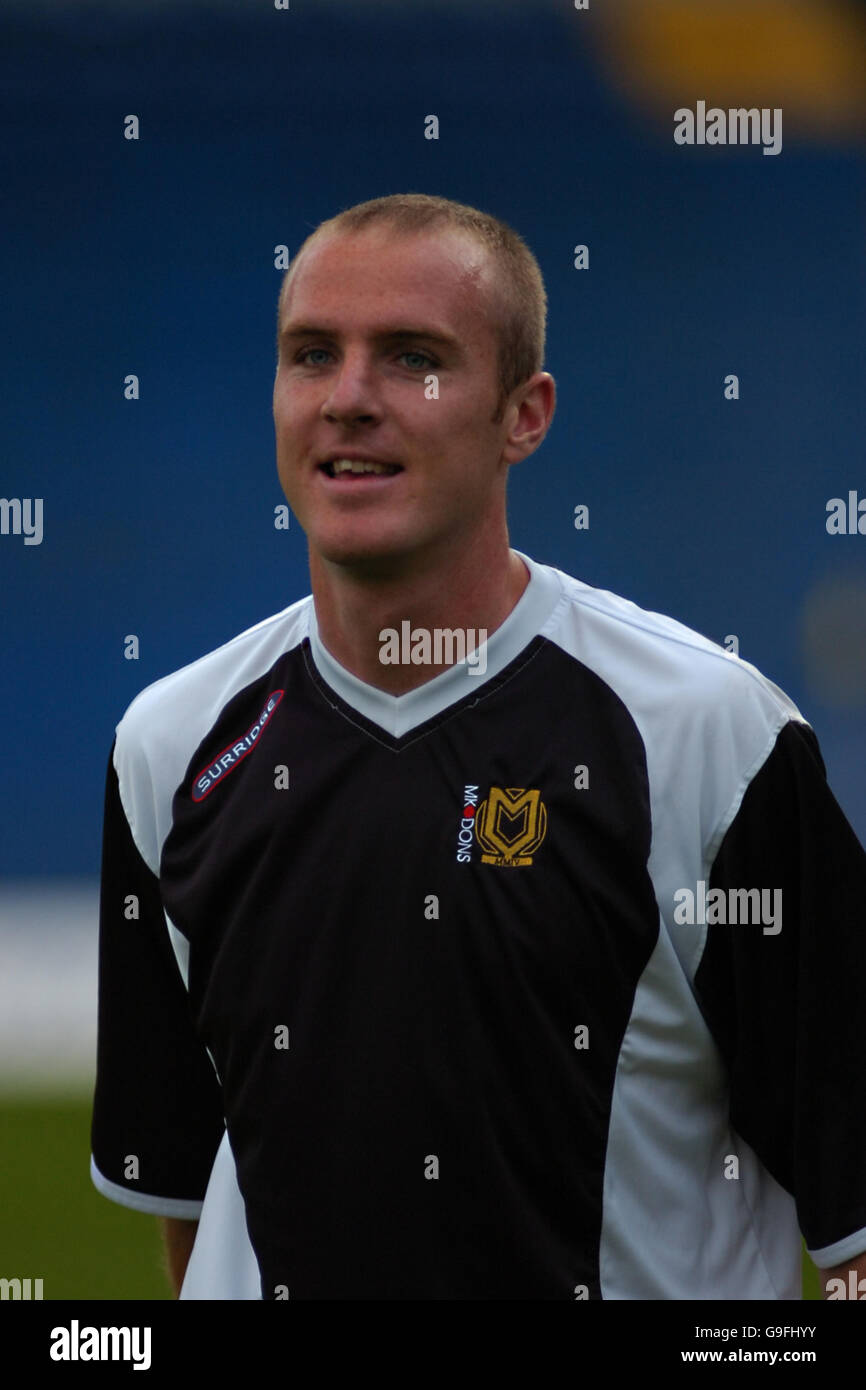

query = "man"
[[91, 193, 866, 1300]]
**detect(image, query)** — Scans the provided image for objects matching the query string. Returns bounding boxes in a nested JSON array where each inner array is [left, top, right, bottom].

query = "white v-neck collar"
[[305, 550, 565, 738]]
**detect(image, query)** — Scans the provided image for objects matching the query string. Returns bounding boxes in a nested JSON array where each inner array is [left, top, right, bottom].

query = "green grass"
[[803, 1248, 821, 1300], [0, 1094, 170, 1300], [0, 1094, 823, 1300]]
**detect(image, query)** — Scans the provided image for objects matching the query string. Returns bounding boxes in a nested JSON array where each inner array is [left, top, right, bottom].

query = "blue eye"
[[297, 348, 331, 366]]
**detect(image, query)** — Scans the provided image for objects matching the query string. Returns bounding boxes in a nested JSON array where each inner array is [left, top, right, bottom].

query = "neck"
[[309, 535, 529, 695]]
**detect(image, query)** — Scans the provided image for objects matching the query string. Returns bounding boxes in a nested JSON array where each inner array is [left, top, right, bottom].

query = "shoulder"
[[117, 595, 311, 742], [537, 558, 805, 736], [528, 556, 811, 859], [111, 594, 312, 871]]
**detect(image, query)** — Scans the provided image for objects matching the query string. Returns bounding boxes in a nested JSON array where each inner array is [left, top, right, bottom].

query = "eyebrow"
[[278, 323, 462, 353]]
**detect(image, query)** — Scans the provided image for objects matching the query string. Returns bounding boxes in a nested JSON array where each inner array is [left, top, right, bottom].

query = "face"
[[273, 224, 520, 576]]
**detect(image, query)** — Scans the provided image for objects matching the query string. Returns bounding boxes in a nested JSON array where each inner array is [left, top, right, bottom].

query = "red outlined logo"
[[192, 690, 285, 801]]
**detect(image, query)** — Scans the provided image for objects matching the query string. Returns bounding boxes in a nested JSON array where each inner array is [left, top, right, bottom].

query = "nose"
[[320, 349, 382, 426]]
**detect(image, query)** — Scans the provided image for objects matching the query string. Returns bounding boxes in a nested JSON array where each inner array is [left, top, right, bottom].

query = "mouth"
[[318, 458, 404, 480]]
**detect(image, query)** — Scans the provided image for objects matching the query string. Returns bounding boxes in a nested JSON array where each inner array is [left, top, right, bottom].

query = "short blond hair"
[[278, 192, 547, 421]]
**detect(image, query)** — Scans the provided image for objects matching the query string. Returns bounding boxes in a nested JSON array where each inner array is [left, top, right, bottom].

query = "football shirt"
[[91, 551, 866, 1298]]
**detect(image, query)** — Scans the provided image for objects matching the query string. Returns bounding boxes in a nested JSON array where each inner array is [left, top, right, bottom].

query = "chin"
[[312, 530, 421, 574]]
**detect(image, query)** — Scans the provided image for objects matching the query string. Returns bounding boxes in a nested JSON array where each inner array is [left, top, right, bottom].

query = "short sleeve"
[[90, 738, 225, 1217], [694, 719, 866, 1265]]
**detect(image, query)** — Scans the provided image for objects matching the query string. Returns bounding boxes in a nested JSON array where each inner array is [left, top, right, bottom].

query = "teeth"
[[330, 459, 398, 476]]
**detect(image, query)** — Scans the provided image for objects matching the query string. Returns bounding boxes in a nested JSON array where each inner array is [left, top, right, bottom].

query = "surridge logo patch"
[[192, 690, 284, 801]]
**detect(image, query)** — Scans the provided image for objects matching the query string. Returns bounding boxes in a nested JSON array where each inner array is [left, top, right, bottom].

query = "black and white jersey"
[[90, 550, 866, 1299]]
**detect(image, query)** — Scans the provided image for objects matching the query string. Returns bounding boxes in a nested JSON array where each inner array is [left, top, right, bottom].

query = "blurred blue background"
[[1, 0, 864, 1088]]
